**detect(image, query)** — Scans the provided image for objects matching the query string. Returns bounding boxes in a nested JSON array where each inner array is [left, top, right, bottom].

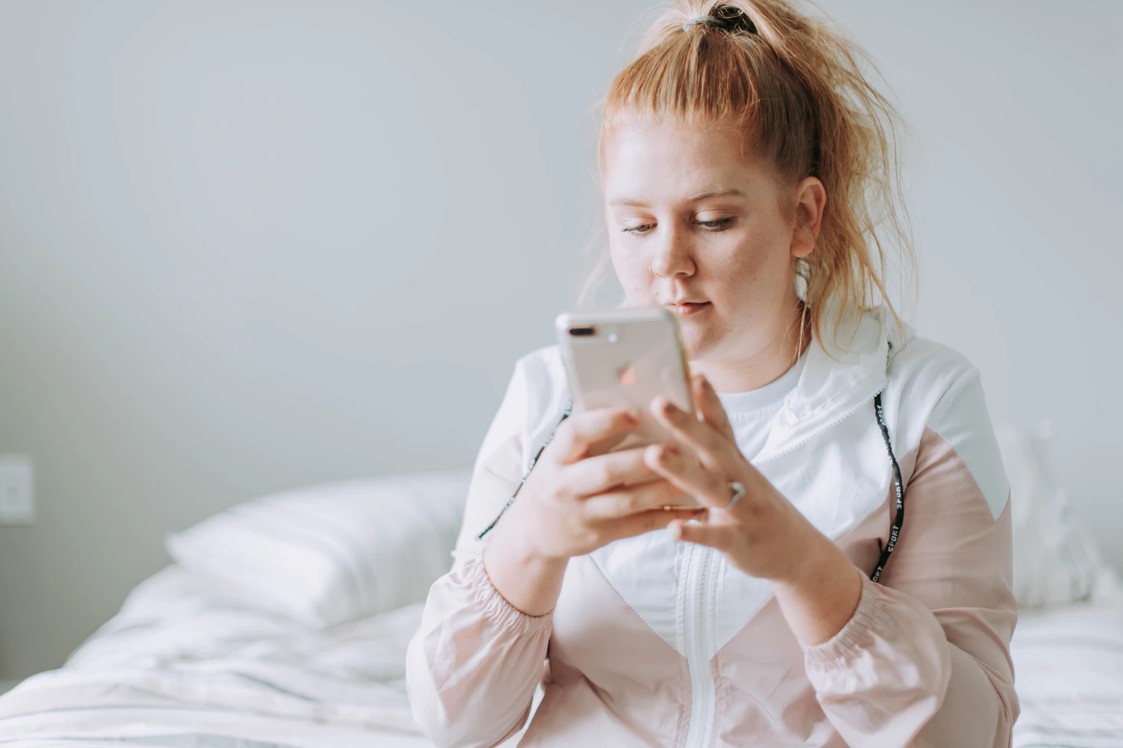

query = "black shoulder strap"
[[475, 400, 573, 541], [869, 347, 906, 582]]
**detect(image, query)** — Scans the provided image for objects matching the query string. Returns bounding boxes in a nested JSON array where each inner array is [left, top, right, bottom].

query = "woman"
[[406, 1, 1018, 745]]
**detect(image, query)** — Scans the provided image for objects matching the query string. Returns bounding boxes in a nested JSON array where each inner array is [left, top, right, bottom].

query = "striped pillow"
[[165, 471, 471, 628]]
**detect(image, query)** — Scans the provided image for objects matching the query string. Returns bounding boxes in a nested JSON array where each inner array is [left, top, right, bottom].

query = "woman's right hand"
[[490, 406, 704, 562], [505, 404, 696, 557], [482, 405, 702, 616]]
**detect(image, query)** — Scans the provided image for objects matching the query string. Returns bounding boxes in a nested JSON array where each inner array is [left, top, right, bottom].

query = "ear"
[[789, 177, 827, 259]]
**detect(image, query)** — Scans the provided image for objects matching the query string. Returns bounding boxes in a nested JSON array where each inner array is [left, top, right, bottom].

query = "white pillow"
[[165, 471, 471, 629], [996, 424, 1118, 609]]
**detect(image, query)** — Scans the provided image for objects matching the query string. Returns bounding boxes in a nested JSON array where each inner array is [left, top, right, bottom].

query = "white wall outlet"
[[0, 454, 35, 525]]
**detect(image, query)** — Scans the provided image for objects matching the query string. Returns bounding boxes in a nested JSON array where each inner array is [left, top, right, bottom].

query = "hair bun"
[[711, 4, 758, 35], [682, 4, 758, 34]]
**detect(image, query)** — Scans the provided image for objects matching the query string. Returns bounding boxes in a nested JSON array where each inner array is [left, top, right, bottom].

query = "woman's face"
[[602, 119, 821, 367]]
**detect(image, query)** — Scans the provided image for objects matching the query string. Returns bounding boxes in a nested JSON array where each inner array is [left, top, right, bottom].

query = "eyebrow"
[[607, 188, 747, 207]]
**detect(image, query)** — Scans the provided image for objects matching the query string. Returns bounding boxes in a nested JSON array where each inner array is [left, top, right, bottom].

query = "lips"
[[664, 301, 710, 316]]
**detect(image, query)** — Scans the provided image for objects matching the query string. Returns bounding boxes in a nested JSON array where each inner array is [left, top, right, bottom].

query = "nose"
[[648, 225, 696, 279]]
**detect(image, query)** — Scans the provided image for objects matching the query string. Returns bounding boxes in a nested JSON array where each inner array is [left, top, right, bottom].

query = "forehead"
[[602, 119, 775, 204]]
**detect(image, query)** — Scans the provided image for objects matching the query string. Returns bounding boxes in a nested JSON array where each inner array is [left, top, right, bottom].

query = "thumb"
[[691, 373, 735, 442]]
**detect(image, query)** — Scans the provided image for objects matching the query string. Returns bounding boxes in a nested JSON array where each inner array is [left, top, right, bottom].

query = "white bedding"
[[2, 562, 1121, 747], [1011, 597, 1123, 748], [0, 564, 437, 747]]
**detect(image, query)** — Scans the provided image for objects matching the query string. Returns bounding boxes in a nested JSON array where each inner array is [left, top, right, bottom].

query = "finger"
[[554, 407, 639, 463], [605, 507, 706, 543], [565, 446, 660, 497], [668, 516, 744, 553], [691, 373, 735, 442], [581, 478, 699, 520], [644, 441, 733, 509], [649, 396, 729, 473]]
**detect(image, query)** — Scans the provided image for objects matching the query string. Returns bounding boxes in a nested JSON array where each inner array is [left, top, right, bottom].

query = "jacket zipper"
[[679, 379, 887, 745], [682, 543, 717, 747], [677, 352, 891, 744]]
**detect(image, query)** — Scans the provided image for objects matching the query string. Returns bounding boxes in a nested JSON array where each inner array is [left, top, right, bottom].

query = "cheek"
[[710, 235, 792, 305], [609, 246, 652, 294], [730, 226, 791, 278], [729, 243, 775, 282], [709, 235, 764, 282]]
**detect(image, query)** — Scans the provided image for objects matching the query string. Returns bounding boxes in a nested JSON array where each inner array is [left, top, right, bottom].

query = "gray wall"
[[1, 0, 1119, 681]]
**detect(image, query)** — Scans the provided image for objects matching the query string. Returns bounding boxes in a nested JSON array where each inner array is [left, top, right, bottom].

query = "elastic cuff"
[[803, 573, 884, 669], [464, 553, 554, 635]]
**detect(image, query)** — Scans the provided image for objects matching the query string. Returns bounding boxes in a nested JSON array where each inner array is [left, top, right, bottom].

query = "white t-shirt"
[[715, 351, 807, 462]]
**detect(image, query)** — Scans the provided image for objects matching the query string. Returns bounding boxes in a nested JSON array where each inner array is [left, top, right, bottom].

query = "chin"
[[679, 327, 715, 362]]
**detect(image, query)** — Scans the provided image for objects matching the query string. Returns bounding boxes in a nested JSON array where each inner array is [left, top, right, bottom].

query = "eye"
[[695, 217, 736, 231], [621, 222, 655, 236]]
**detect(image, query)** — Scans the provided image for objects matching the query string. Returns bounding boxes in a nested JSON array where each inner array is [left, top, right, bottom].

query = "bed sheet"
[[0, 563, 443, 746], [1012, 596, 1123, 748], [5, 563, 1121, 746]]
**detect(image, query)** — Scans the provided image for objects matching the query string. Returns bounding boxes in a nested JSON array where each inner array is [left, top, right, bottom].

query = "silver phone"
[[556, 306, 694, 451]]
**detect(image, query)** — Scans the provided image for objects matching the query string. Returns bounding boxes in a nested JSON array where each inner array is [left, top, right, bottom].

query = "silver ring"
[[723, 481, 746, 509]]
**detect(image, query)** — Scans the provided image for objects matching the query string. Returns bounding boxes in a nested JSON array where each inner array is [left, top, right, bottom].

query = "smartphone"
[[555, 306, 694, 452]]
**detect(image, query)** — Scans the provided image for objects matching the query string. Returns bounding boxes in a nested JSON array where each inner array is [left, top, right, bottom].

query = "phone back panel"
[[556, 307, 693, 449]]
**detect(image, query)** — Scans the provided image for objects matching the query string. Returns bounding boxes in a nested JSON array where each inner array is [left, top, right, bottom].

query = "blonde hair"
[[582, 0, 916, 345]]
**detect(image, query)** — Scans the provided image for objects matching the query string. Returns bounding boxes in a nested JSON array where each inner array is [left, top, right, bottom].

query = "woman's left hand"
[[646, 372, 865, 645], [643, 372, 825, 584]]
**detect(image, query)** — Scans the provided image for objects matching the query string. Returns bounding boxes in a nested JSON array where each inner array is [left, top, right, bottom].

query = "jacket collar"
[[757, 305, 908, 460]]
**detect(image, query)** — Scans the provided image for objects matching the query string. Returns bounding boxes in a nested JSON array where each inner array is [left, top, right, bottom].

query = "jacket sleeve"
[[803, 366, 1019, 747], [405, 358, 554, 748]]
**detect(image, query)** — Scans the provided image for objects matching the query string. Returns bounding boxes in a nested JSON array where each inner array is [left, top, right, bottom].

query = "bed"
[[0, 472, 500, 747], [1009, 589, 1123, 748], [2, 567, 1120, 747], [0, 564, 435, 747], [1, 427, 1121, 747]]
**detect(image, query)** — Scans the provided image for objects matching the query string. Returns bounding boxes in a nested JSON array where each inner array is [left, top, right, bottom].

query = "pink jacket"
[[406, 308, 1018, 747]]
